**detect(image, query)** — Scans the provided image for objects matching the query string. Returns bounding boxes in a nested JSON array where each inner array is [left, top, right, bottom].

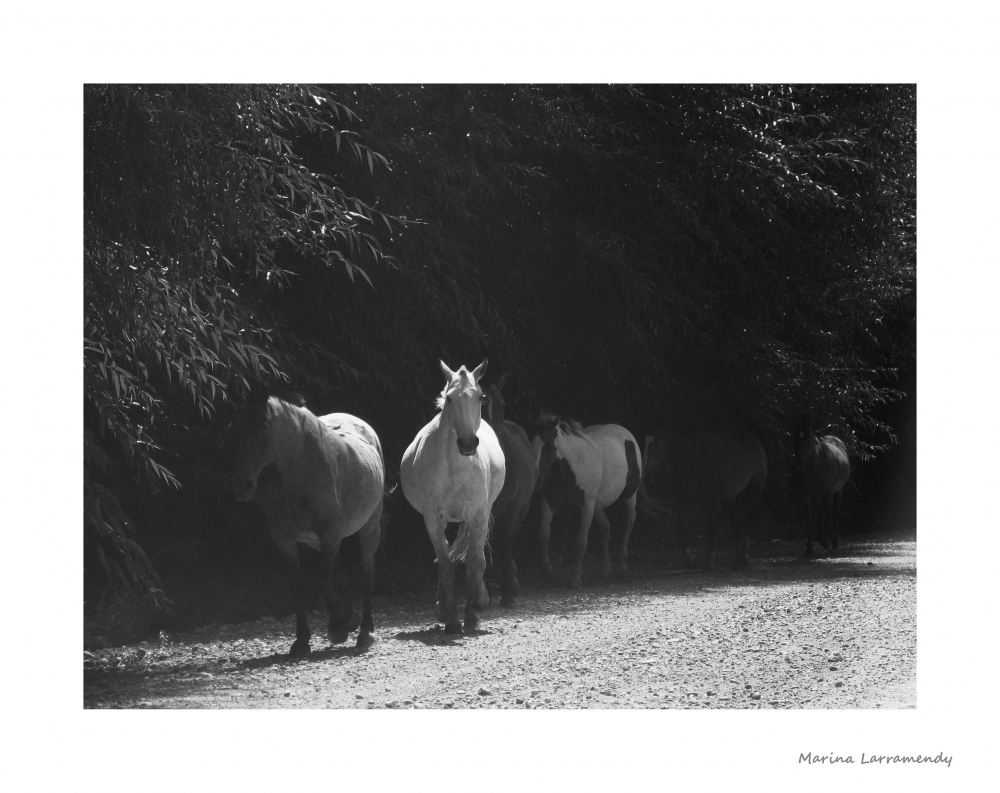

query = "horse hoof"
[[288, 640, 311, 658], [464, 615, 480, 632], [328, 628, 350, 645], [356, 632, 377, 650], [444, 621, 463, 635]]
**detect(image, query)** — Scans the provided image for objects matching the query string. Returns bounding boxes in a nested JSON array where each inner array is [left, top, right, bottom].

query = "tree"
[[84, 84, 916, 600], [84, 84, 398, 595]]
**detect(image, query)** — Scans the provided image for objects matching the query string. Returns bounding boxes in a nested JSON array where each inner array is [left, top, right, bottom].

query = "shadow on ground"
[[84, 528, 915, 708]]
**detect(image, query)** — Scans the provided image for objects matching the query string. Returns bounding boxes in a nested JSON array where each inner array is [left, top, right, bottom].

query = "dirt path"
[[83, 532, 915, 709]]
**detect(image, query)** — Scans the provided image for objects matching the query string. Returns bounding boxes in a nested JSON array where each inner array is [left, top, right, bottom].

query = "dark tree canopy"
[[83, 84, 915, 597]]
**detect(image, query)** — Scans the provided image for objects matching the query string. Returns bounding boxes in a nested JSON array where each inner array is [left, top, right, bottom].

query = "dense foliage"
[[84, 84, 915, 602]]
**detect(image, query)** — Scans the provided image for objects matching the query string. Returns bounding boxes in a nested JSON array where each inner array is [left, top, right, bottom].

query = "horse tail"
[[446, 513, 494, 564], [448, 522, 472, 564], [635, 479, 674, 526], [379, 482, 397, 541]]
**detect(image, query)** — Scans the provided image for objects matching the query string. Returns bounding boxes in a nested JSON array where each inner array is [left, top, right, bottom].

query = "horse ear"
[[439, 360, 456, 380], [497, 372, 508, 391], [471, 359, 488, 382]]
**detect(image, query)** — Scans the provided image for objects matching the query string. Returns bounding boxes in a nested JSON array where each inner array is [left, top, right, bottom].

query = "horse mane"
[[237, 384, 307, 429], [266, 386, 307, 409], [537, 411, 586, 438]]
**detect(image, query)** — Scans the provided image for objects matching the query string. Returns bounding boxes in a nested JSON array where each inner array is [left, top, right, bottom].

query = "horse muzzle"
[[457, 436, 480, 456]]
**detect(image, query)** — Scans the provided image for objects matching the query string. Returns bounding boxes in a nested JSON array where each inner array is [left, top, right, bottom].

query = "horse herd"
[[232, 359, 852, 657]]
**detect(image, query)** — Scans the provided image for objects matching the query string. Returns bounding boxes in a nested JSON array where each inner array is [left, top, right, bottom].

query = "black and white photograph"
[[5, 1, 998, 789], [80, 81, 918, 713]]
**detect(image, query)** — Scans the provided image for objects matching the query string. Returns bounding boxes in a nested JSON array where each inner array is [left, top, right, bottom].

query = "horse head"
[[793, 414, 816, 470], [438, 359, 488, 456], [533, 413, 564, 489], [483, 372, 508, 429]]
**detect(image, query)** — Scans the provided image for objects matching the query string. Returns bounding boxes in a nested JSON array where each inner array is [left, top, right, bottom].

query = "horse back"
[[712, 432, 768, 499], [309, 413, 384, 511], [583, 424, 642, 507], [258, 409, 384, 554], [661, 431, 762, 504], [493, 419, 536, 513], [321, 412, 383, 461]]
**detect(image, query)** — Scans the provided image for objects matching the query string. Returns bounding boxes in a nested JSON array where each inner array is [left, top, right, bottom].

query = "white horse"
[[400, 360, 506, 633]]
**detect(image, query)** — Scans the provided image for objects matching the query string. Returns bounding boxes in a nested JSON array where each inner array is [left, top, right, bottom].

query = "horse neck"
[[268, 400, 312, 466], [487, 408, 504, 433], [555, 430, 593, 468]]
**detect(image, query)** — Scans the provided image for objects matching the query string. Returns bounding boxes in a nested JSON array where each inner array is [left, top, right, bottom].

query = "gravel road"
[[83, 531, 915, 709]]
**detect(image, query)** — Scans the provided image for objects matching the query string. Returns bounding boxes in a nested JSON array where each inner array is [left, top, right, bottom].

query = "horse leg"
[[355, 505, 382, 649], [616, 494, 637, 575], [830, 490, 843, 553], [570, 498, 597, 588], [678, 511, 698, 570], [426, 513, 461, 634], [283, 548, 312, 658], [538, 498, 556, 578], [463, 513, 490, 631], [702, 499, 723, 571], [816, 492, 831, 549], [592, 507, 612, 581], [728, 502, 746, 570], [802, 495, 816, 559], [496, 505, 521, 608], [320, 541, 359, 645], [506, 499, 530, 601], [732, 488, 758, 570]]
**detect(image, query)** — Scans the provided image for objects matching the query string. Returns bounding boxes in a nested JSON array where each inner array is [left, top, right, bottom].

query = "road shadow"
[[484, 530, 916, 623], [85, 528, 915, 708], [393, 625, 494, 646], [238, 643, 367, 669]]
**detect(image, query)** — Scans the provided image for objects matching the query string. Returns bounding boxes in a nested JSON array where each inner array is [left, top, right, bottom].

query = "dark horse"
[[233, 387, 385, 655], [483, 373, 536, 607], [642, 427, 768, 570], [792, 414, 850, 558]]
